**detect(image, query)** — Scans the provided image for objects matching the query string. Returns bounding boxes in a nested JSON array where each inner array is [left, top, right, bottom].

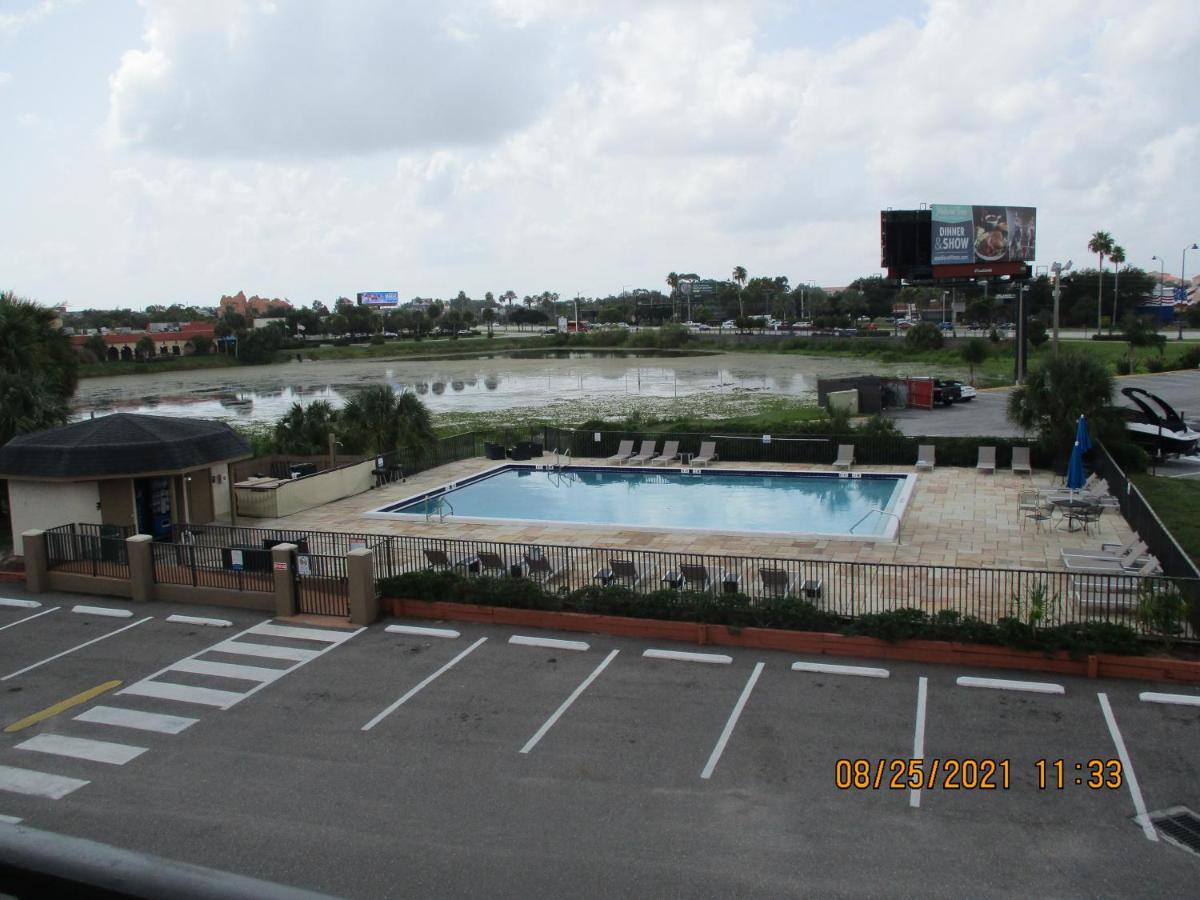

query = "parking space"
[[2, 598, 1199, 896]]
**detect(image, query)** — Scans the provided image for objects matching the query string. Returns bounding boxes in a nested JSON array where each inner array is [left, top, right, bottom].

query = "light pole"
[[1151, 255, 1166, 299], [1182, 243, 1198, 296], [1050, 260, 1072, 356]]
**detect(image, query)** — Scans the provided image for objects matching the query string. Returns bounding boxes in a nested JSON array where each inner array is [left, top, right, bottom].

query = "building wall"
[[8, 480, 102, 556], [211, 463, 232, 520]]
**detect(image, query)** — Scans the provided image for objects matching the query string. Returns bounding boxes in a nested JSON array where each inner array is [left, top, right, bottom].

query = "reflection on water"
[[71, 350, 941, 426]]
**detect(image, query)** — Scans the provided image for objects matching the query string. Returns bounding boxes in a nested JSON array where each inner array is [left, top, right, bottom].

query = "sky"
[[2, 0, 1198, 310]]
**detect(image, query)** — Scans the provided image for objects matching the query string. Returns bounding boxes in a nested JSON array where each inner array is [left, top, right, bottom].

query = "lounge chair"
[[661, 562, 739, 593], [606, 439, 635, 465], [476, 550, 510, 577], [1060, 535, 1143, 562], [628, 440, 658, 465], [595, 558, 645, 587], [692, 440, 718, 466], [977, 446, 996, 474], [1071, 557, 1162, 600], [651, 440, 681, 466], [1044, 478, 1120, 509], [423, 547, 478, 572], [759, 567, 797, 597], [833, 444, 855, 471], [915, 444, 935, 471], [1062, 547, 1152, 574], [1062, 540, 1149, 569], [1011, 446, 1032, 475], [523, 551, 565, 583]]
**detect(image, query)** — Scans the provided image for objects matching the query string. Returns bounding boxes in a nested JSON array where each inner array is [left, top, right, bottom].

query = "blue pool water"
[[373, 466, 911, 537]]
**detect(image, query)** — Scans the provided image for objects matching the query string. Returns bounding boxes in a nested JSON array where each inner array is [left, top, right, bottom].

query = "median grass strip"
[[1129, 475, 1200, 569]]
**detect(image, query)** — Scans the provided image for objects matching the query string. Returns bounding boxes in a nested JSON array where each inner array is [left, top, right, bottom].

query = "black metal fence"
[[540, 427, 1043, 470], [295, 552, 350, 616], [150, 540, 274, 593], [1093, 442, 1200, 583], [45, 523, 131, 579]]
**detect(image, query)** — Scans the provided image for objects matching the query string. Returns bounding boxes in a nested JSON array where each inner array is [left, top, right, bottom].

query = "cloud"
[[107, 0, 560, 157], [0, 0, 71, 39], [0, 72, 11, 87]]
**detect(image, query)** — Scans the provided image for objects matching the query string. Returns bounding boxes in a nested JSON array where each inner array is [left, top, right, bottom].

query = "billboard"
[[357, 291, 399, 307], [931, 205, 1036, 265]]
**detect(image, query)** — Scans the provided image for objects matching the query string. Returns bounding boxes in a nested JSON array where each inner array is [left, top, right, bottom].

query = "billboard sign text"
[[357, 291, 399, 306], [931, 204, 1036, 265]]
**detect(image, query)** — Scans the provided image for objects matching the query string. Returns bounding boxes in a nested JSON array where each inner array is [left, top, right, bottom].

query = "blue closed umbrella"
[[1066, 439, 1086, 491], [1075, 415, 1093, 454]]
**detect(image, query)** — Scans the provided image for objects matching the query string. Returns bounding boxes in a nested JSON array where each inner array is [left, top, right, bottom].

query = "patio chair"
[[476, 550, 511, 577], [523, 550, 565, 583], [628, 440, 659, 465], [692, 440, 718, 466], [833, 444, 855, 471], [1062, 540, 1149, 568], [976, 446, 996, 474], [1018, 490, 1052, 531], [423, 547, 479, 572], [594, 557, 645, 587], [1011, 446, 1032, 475], [651, 440, 681, 466], [606, 439, 635, 465], [915, 444, 936, 471], [759, 567, 797, 597]]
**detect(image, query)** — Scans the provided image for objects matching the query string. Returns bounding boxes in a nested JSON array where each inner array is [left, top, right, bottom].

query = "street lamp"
[[941, 291, 948, 325], [1050, 260, 1072, 355], [1151, 255, 1166, 298], [1182, 243, 1198, 295]]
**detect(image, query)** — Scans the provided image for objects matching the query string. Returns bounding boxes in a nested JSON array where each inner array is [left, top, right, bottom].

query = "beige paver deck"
[[244, 456, 1135, 574]]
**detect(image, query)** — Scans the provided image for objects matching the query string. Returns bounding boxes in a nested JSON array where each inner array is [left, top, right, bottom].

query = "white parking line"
[[643, 649, 732, 665], [74, 705, 198, 735], [791, 661, 889, 679], [910, 676, 928, 809], [1097, 692, 1157, 842], [363, 637, 488, 732], [0, 598, 40, 609], [1139, 691, 1200, 707], [0, 765, 88, 800], [16, 733, 147, 766], [509, 635, 590, 652], [72, 605, 133, 619], [386, 625, 461, 639], [956, 676, 1064, 695], [166, 615, 232, 628], [1, 617, 153, 681], [521, 649, 619, 754], [701, 661, 765, 780], [0, 607, 59, 633]]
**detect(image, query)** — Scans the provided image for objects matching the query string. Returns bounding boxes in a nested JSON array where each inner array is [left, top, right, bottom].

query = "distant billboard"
[[357, 291, 399, 307], [931, 205, 1036, 265]]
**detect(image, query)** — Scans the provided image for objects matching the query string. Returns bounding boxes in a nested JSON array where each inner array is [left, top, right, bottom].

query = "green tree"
[[905, 321, 944, 352], [189, 335, 213, 356], [1007, 350, 1115, 459], [482, 307, 496, 337], [273, 400, 338, 454], [135, 335, 156, 360], [1108, 245, 1125, 333], [0, 292, 77, 446], [1121, 313, 1160, 371], [732, 265, 747, 318], [1088, 230, 1114, 333], [959, 338, 989, 385], [237, 325, 284, 364], [83, 334, 108, 362], [1027, 319, 1048, 348], [338, 386, 435, 456]]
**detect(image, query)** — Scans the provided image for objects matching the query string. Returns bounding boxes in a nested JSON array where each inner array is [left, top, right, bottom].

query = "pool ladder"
[[552, 448, 571, 470], [425, 495, 454, 523], [849, 507, 900, 537]]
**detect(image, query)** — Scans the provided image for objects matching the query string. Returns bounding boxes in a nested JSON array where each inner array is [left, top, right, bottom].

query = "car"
[[931, 379, 962, 406], [542, 327, 559, 334], [938, 378, 976, 401], [793, 320, 813, 329], [938, 322, 954, 331], [721, 320, 737, 329], [382, 331, 398, 338]]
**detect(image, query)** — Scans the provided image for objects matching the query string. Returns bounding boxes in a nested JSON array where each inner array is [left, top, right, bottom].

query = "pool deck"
[[244, 457, 1135, 573]]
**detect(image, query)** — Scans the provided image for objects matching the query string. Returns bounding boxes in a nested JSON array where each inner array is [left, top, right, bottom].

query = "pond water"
[[71, 350, 950, 426]]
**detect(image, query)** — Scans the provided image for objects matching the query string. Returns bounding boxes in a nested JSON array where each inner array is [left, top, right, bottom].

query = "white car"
[[721, 320, 737, 329]]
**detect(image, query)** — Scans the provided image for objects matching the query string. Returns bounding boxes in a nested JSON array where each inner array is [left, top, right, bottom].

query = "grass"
[[79, 354, 239, 378], [1130, 474, 1200, 569]]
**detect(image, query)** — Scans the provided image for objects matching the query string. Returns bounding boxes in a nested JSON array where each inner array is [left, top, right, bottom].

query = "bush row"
[[377, 571, 1143, 658]]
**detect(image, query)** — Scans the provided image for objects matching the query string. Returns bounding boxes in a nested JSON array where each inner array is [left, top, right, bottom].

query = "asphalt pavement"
[[2, 587, 1199, 897]]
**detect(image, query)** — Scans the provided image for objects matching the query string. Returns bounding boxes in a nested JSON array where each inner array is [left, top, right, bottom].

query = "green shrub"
[[1114, 357, 1134, 375], [1146, 356, 1167, 372], [905, 322, 944, 352], [1179, 345, 1200, 369]]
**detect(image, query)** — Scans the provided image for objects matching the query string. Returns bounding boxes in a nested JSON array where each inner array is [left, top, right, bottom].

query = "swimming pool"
[[369, 465, 915, 539]]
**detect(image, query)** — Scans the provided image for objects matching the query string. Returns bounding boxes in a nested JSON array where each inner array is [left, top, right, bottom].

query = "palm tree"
[[0, 292, 77, 447], [338, 385, 435, 457], [1108, 245, 1125, 334], [273, 400, 338, 455], [732, 265, 747, 317], [482, 307, 496, 337], [665, 272, 680, 321], [1007, 349, 1115, 463], [1087, 231, 1114, 334]]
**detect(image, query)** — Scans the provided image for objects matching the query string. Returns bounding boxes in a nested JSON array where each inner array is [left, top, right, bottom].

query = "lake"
[[72, 350, 951, 426]]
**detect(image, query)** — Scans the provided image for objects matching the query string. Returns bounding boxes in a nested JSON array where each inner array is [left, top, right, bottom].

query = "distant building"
[[71, 322, 215, 361], [218, 291, 292, 319]]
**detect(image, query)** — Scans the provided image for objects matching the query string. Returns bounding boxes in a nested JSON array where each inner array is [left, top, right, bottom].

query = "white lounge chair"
[[1062, 547, 1153, 574], [833, 444, 855, 470], [692, 441, 718, 466], [1071, 557, 1162, 603], [628, 440, 658, 465], [915, 444, 935, 470], [651, 440, 681, 466], [606, 439, 635, 465], [1011, 446, 1032, 475], [977, 446, 996, 474], [1060, 535, 1143, 563]]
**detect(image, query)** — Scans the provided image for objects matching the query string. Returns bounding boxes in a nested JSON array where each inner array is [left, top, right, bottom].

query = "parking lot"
[[2, 587, 1199, 897]]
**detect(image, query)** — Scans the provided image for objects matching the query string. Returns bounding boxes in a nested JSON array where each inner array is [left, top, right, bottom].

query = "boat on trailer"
[[1118, 386, 1200, 458]]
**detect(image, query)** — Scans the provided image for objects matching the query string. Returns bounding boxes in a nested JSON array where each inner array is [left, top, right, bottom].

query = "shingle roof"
[[0, 413, 251, 479]]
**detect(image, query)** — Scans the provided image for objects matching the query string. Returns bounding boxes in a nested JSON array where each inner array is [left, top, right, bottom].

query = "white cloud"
[[0, 0, 71, 39], [0, 72, 12, 87]]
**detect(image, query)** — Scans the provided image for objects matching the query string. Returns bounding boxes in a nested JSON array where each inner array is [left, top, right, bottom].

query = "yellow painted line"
[[4, 680, 122, 733]]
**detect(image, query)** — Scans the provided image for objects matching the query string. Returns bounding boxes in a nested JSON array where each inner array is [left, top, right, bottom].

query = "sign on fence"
[[230, 550, 243, 571], [273, 561, 288, 572], [297, 555, 312, 576]]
